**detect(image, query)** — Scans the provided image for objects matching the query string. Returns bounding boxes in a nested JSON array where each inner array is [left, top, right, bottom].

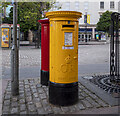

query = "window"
[[100, 2, 104, 9], [80, 34, 82, 38], [89, 35, 91, 38], [100, 15, 102, 18], [82, 35, 84, 39], [99, 12, 103, 18], [110, 1, 114, 9]]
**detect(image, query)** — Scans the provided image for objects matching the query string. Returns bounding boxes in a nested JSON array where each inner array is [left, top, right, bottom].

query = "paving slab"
[[79, 77, 119, 106], [73, 106, 119, 114]]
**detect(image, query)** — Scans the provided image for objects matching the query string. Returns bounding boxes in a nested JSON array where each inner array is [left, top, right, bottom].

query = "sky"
[[6, 5, 13, 17]]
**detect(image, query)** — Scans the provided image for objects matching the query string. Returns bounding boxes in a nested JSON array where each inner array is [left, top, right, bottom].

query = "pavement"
[[2, 78, 115, 114], [1, 77, 120, 115], [78, 40, 109, 45], [1, 41, 120, 115]]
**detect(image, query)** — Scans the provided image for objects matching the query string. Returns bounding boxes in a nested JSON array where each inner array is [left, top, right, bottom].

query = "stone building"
[[118, 1, 120, 13], [52, 0, 119, 41]]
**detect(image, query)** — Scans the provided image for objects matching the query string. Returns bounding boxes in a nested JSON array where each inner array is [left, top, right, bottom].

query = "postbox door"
[[50, 21, 78, 84]]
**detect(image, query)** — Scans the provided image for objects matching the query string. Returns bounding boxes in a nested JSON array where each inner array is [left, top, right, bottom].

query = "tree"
[[96, 10, 112, 33], [2, 2, 53, 32], [2, 2, 58, 47], [2, 2, 53, 44], [4, 2, 51, 32], [2, 2, 11, 18]]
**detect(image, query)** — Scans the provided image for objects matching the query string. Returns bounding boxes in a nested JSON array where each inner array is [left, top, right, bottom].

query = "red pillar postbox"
[[38, 18, 49, 86]]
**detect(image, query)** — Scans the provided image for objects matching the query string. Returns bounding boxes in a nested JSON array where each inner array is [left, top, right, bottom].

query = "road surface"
[[1, 44, 110, 80]]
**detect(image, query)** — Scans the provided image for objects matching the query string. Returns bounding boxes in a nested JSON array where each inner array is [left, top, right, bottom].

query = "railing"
[[110, 12, 120, 82]]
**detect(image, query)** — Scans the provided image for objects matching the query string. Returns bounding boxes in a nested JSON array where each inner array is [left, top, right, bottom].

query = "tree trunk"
[[4, 7, 6, 18], [37, 25, 40, 48], [28, 29, 33, 44]]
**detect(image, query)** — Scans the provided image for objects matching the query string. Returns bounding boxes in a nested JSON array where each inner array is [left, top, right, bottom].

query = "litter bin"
[[46, 11, 82, 106], [38, 18, 49, 86]]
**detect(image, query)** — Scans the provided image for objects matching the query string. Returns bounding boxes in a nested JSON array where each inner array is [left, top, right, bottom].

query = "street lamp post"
[[85, 12, 87, 42], [11, 1, 19, 96]]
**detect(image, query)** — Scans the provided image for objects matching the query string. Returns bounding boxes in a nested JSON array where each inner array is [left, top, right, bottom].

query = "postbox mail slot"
[[62, 25, 74, 28]]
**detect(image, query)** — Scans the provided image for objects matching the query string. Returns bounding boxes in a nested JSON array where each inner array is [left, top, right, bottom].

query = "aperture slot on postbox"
[[62, 25, 75, 31], [62, 25, 75, 50], [62, 25, 74, 28]]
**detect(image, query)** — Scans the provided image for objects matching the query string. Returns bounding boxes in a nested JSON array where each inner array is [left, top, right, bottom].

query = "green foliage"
[[17, 2, 40, 32], [2, 2, 11, 8], [2, 2, 52, 32], [96, 10, 112, 33], [2, 17, 11, 23], [0, 2, 2, 14]]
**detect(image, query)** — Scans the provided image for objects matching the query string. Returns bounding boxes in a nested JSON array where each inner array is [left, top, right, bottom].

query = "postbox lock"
[[74, 56, 77, 60], [68, 21, 70, 24]]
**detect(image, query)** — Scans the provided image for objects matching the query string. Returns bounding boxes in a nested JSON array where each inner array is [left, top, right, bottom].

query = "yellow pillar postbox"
[[1, 24, 11, 48], [46, 11, 82, 106]]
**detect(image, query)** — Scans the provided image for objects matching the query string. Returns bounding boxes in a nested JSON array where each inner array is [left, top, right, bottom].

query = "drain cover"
[[88, 75, 120, 97]]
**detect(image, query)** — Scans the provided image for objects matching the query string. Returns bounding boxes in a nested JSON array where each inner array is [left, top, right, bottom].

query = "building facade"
[[118, 1, 120, 13], [52, 0, 120, 41]]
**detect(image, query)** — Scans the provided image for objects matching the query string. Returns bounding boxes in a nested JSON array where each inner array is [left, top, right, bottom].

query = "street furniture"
[[1, 24, 11, 48], [46, 11, 82, 106], [38, 18, 49, 86]]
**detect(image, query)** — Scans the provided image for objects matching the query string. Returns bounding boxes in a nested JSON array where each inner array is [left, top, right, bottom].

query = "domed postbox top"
[[46, 11, 82, 21], [38, 18, 49, 24]]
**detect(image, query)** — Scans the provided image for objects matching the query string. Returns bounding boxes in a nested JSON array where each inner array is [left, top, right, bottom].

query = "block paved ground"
[[1, 43, 117, 114], [2, 78, 113, 115]]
